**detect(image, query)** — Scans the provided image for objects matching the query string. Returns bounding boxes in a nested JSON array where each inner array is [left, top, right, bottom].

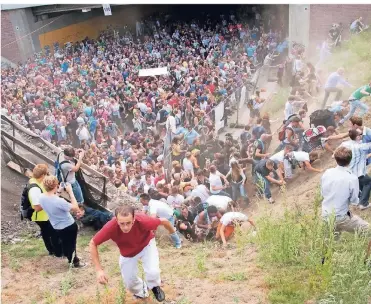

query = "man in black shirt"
[[176, 205, 197, 241], [254, 159, 285, 204]]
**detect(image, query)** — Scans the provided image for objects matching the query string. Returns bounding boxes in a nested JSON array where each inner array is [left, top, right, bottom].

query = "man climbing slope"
[[90, 204, 180, 302]]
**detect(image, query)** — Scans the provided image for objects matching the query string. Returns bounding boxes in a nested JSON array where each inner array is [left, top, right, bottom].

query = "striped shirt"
[[341, 140, 371, 177]]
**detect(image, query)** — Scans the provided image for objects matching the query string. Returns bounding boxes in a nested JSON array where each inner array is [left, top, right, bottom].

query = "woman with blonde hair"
[[28, 164, 62, 257], [225, 160, 247, 202], [39, 176, 84, 268]]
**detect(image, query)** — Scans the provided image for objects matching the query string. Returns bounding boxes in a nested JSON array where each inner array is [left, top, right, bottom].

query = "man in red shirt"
[[90, 204, 178, 302]]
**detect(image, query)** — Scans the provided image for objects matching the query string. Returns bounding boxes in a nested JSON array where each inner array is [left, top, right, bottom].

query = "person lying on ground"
[[327, 100, 350, 116], [216, 211, 256, 248], [76, 205, 113, 231]]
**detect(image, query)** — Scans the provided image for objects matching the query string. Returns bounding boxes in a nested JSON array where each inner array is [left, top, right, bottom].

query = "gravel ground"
[[0, 158, 38, 242]]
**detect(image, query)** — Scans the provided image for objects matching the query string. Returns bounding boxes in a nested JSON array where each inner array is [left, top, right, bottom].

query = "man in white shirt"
[[270, 145, 322, 178], [206, 195, 234, 214], [191, 184, 210, 202], [321, 146, 370, 254], [139, 194, 176, 228], [215, 212, 256, 247], [209, 165, 230, 197]]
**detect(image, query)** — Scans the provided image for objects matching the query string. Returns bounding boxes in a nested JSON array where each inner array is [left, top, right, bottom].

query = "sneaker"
[[175, 243, 182, 249], [359, 205, 370, 210], [72, 261, 87, 268], [152, 286, 165, 302], [133, 293, 149, 300], [268, 197, 275, 204]]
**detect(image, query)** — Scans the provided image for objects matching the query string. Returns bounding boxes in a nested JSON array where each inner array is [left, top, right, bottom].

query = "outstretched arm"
[[303, 161, 323, 173], [90, 239, 108, 285], [159, 218, 176, 234], [160, 218, 181, 248]]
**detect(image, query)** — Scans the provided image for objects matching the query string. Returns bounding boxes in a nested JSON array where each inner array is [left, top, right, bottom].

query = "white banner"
[[214, 101, 225, 133], [138, 67, 168, 77], [102, 4, 112, 16]]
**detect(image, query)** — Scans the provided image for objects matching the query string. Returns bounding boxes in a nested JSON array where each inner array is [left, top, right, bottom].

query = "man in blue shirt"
[[322, 68, 353, 109], [61, 60, 69, 73], [184, 126, 199, 146]]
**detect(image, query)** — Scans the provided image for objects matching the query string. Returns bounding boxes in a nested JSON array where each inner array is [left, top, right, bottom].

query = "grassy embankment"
[[254, 31, 371, 304]]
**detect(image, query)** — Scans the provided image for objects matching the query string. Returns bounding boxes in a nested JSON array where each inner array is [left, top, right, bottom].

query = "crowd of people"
[[4, 7, 371, 302]]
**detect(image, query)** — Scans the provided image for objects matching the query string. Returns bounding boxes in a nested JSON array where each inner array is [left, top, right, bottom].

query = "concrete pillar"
[[289, 4, 310, 54], [8, 8, 37, 61]]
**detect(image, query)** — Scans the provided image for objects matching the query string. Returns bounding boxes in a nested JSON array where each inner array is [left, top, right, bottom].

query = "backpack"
[[54, 152, 71, 183], [303, 126, 326, 143], [309, 109, 334, 127], [302, 126, 326, 153], [284, 153, 301, 170], [20, 183, 41, 220]]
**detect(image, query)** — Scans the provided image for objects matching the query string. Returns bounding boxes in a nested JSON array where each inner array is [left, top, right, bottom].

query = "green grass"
[[77, 232, 94, 248], [253, 188, 371, 304], [252, 31, 371, 304], [60, 270, 76, 296], [44, 291, 57, 304], [195, 246, 207, 276], [115, 280, 126, 304], [2, 238, 47, 258], [99, 244, 110, 253], [222, 272, 247, 281]]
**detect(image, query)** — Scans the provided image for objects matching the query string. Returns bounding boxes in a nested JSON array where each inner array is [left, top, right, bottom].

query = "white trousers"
[[119, 239, 161, 298]]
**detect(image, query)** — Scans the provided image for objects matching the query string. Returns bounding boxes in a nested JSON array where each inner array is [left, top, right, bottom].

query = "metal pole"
[[236, 102, 239, 126], [12, 124, 15, 151]]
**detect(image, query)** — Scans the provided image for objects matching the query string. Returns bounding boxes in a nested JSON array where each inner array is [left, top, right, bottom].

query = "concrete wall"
[[1, 10, 23, 63], [1, 5, 166, 63], [37, 5, 162, 50], [289, 4, 311, 53], [309, 4, 371, 54]]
